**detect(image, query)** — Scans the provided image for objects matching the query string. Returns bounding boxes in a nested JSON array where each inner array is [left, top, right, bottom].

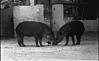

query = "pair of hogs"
[[16, 21, 85, 47]]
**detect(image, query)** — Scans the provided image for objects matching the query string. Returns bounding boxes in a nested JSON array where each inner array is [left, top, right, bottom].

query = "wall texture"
[[13, 5, 44, 29], [81, 20, 98, 32]]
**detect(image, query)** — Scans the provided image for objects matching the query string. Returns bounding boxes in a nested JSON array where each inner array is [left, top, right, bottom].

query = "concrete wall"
[[13, 0, 46, 29], [65, 20, 98, 32], [13, 0, 98, 32], [13, 5, 44, 29], [56, 18, 98, 32], [52, 4, 64, 31], [80, 20, 98, 32]]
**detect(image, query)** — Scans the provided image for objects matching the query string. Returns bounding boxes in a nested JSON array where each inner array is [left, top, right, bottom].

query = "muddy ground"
[[1, 32, 98, 61]]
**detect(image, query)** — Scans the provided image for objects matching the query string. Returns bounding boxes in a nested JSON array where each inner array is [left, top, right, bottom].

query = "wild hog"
[[53, 20, 85, 45], [16, 21, 55, 47]]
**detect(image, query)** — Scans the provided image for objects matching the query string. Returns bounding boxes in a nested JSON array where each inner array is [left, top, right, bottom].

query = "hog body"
[[54, 20, 85, 45], [16, 21, 55, 47]]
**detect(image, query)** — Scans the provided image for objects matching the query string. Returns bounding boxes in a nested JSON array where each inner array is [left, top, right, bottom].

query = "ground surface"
[[1, 32, 98, 61]]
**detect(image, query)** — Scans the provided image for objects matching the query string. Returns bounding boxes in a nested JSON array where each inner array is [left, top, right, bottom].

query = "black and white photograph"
[[0, 0, 99, 61]]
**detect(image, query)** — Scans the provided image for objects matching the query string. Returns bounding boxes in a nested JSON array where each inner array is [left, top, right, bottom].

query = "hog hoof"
[[76, 43, 80, 45], [64, 44, 68, 46], [36, 45, 39, 47], [40, 45, 44, 47]]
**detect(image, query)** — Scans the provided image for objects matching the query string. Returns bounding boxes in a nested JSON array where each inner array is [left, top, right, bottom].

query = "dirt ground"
[[1, 32, 98, 61]]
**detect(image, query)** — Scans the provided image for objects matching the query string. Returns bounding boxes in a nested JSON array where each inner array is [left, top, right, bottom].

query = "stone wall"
[[80, 20, 98, 32], [13, 5, 44, 29]]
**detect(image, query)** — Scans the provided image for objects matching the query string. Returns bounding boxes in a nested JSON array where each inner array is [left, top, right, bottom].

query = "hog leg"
[[17, 37, 25, 47], [65, 35, 69, 45], [20, 36, 25, 47], [76, 34, 82, 45], [71, 35, 75, 45], [17, 36, 22, 47], [38, 34, 43, 47], [38, 37, 43, 47], [17, 35, 25, 47], [35, 37, 39, 47]]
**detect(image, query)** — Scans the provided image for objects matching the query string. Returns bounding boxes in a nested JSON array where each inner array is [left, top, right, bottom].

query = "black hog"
[[53, 20, 85, 45], [16, 21, 55, 47]]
